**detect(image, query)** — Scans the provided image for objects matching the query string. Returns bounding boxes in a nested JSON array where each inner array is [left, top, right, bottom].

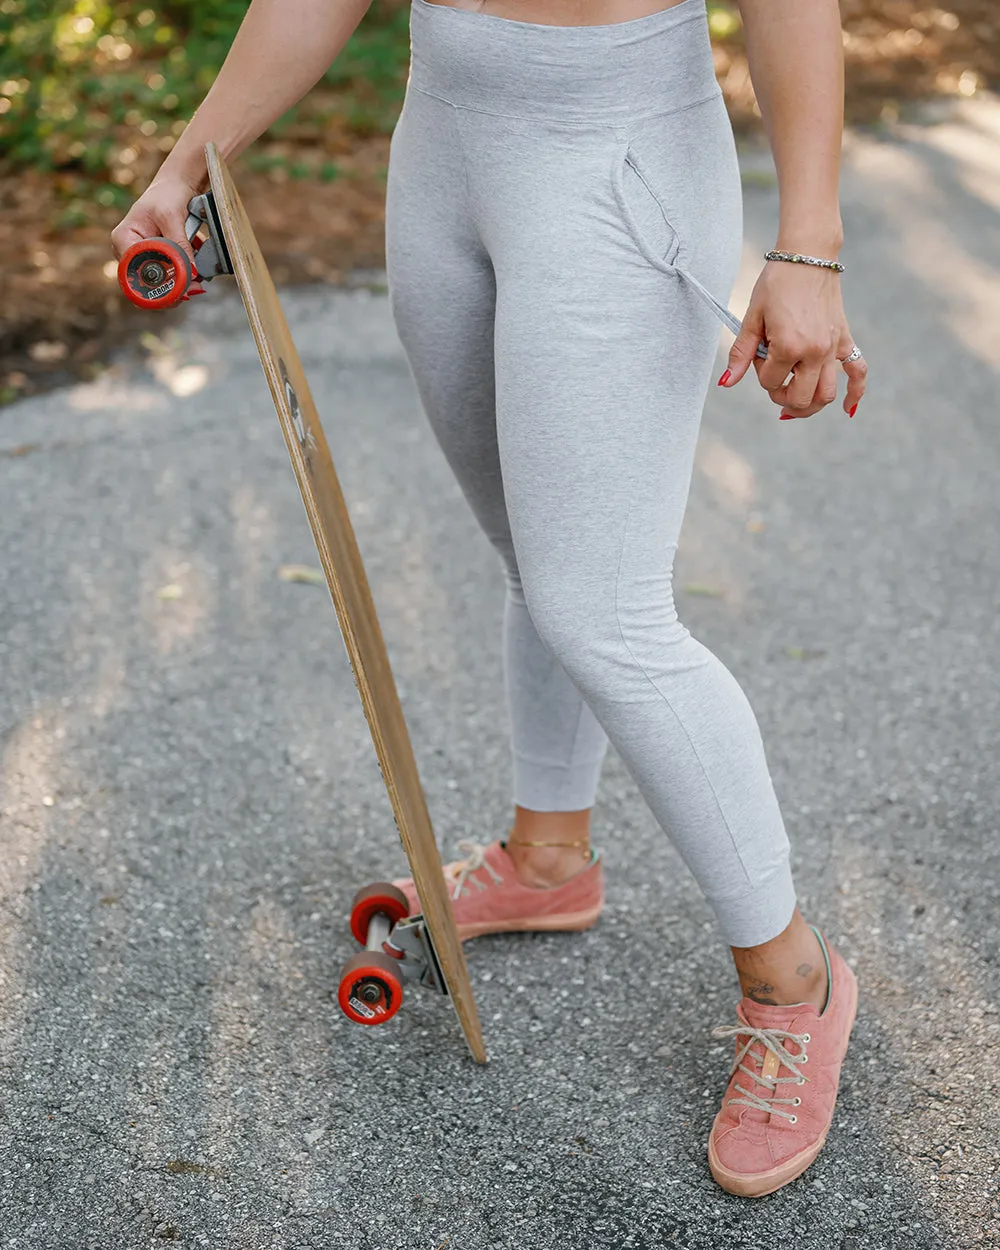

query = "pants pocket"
[[613, 139, 682, 274], [611, 125, 749, 343]]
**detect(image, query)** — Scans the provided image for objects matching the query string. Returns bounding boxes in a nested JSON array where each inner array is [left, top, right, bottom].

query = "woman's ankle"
[[507, 804, 593, 886], [731, 911, 830, 1012], [505, 841, 591, 888]]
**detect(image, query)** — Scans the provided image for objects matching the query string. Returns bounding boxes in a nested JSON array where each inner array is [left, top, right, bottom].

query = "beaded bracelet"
[[764, 249, 845, 274]]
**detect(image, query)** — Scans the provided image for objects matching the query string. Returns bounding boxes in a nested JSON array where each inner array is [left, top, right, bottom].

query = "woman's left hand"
[[718, 260, 867, 420]]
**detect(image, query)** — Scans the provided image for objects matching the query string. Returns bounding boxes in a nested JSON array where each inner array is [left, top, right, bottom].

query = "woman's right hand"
[[110, 174, 202, 265]]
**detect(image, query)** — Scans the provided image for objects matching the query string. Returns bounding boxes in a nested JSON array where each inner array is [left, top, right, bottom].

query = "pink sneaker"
[[391, 839, 604, 941], [707, 927, 859, 1197]]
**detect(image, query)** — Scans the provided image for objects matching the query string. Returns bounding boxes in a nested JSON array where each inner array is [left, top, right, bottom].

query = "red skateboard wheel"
[[337, 951, 404, 1026], [349, 881, 409, 947], [117, 238, 194, 310]]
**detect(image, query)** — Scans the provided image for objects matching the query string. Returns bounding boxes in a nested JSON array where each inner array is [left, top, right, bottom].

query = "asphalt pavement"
[[1, 97, 999, 1249]]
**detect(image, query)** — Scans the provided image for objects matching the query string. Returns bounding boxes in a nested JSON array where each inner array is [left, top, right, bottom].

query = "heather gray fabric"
[[385, 0, 797, 947]]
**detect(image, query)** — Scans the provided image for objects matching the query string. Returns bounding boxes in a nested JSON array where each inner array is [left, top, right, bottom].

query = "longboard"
[[119, 142, 486, 1064]]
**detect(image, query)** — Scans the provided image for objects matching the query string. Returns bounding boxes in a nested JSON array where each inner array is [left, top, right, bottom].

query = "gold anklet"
[[505, 829, 591, 860]]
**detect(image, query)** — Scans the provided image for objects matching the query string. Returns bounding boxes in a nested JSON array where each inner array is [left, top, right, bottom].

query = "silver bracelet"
[[764, 249, 845, 273]]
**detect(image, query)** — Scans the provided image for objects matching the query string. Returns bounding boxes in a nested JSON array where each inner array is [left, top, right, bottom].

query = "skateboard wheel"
[[349, 881, 409, 946], [337, 951, 404, 1026], [118, 238, 193, 310]]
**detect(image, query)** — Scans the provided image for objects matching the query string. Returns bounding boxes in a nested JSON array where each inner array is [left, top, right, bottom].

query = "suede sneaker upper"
[[707, 927, 859, 1197], [392, 838, 604, 941]]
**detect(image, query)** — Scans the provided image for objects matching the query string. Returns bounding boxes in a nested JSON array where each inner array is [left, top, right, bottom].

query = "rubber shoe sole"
[[455, 900, 603, 942]]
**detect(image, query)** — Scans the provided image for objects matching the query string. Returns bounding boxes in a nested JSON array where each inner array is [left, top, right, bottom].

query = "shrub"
[[0, 0, 411, 193]]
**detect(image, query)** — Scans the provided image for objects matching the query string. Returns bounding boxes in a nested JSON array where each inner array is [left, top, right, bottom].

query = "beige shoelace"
[[447, 840, 504, 901], [446, 833, 590, 900], [710, 1022, 812, 1123]]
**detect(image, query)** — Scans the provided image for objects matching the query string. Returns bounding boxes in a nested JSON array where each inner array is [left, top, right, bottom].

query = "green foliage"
[[0, 0, 410, 181], [706, 2, 741, 41], [0, 0, 736, 191]]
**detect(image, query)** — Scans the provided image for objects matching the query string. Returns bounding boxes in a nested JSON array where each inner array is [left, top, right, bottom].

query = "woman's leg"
[[449, 93, 795, 949], [452, 96, 838, 1056], [385, 85, 609, 885], [402, 2, 856, 1193]]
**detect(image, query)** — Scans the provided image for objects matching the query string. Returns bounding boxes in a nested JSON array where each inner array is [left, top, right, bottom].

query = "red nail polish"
[[717, 369, 732, 387], [779, 414, 794, 420], [849, 403, 858, 418]]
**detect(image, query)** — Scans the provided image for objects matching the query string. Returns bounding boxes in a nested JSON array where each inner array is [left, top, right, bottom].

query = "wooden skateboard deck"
[[204, 142, 486, 1064]]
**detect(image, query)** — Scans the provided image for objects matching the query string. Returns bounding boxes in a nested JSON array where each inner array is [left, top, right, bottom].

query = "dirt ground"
[[2, 0, 998, 402]]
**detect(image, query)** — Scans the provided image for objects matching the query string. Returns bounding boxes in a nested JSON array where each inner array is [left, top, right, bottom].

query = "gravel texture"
[[1, 102, 998, 1248]]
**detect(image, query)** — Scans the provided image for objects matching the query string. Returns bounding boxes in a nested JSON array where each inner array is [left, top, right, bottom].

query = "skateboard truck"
[[117, 192, 233, 310], [337, 883, 449, 1027], [183, 192, 233, 284]]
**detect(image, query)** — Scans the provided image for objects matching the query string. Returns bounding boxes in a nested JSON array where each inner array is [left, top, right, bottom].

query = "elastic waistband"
[[408, 0, 721, 124]]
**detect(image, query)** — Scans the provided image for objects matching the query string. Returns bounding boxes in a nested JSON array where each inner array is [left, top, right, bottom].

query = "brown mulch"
[[0, 117, 392, 401], [3, 0, 999, 403], [716, 0, 1000, 125]]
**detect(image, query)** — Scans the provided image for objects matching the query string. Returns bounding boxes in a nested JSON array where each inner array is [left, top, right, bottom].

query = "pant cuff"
[[512, 753, 603, 813], [711, 857, 799, 948]]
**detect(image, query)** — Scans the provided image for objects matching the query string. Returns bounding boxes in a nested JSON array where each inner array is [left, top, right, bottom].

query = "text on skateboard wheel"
[[337, 951, 405, 1026], [118, 238, 193, 310]]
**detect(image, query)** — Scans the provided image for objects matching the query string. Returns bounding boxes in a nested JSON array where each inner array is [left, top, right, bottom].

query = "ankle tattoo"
[[745, 981, 779, 1006]]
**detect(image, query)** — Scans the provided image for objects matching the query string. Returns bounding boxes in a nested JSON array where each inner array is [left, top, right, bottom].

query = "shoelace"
[[710, 1022, 812, 1123], [448, 840, 504, 901]]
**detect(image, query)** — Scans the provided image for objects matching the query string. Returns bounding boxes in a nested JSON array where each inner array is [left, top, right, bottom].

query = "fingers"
[[718, 305, 765, 387], [717, 301, 869, 423], [777, 359, 822, 414], [778, 356, 839, 420], [832, 323, 867, 417], [166, 214, 197, 266], [109, 223, 142, 260], [841, 352, 868, 417], [109, 200, 196, 264], [764, 317, 833, 393], [754, 351, 798, 398], [777, 347, 868, 422], [720, 262, 869, 422]]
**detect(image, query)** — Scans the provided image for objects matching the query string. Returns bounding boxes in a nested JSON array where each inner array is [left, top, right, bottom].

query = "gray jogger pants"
[[385, 0, 797, 947]]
